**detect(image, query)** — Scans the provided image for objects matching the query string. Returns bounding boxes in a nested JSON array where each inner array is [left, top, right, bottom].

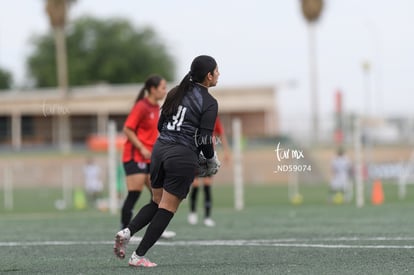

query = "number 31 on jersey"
[[167, 105, 187, 131]]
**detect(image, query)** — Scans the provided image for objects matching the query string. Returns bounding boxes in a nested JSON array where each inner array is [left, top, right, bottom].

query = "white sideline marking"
[[2, 237, 414, 249], [243, 237, 414, 242]]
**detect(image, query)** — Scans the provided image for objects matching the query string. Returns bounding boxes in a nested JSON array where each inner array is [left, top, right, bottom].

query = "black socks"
[[136, 208, 174, 256], [190, 186, 199, 212], [121, 191, 141, 228], [127, 200, 159, 235], [204, 185, 212, 218], [190, 185, 212, 218]]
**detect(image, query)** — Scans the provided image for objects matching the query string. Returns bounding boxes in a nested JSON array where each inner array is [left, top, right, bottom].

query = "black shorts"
[[123, 160, 150, 175], [150, 141, 198, 199]]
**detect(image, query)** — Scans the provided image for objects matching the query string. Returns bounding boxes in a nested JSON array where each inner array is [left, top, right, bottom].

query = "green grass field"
[[1, 184, 414, 274]]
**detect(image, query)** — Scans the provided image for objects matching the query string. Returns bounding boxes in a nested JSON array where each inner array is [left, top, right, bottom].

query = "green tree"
[[0, 67, 12, 90], [28, 16, 175, 87]]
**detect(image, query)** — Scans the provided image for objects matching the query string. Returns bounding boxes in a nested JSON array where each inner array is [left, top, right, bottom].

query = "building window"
[[109, 115, 127, 132], [0, 116, 11, 141], [22, 116, 34, 137]]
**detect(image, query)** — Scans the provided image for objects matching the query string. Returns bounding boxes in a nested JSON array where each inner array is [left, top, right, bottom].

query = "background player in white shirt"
[[330, 148, 353, 203]]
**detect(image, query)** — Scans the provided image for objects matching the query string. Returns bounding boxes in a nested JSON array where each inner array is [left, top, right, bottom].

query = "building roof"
[[0, 84, 276, 115]]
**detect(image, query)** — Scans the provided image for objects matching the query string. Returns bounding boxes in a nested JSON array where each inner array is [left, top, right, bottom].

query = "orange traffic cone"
[[371, 179, 384, 205]]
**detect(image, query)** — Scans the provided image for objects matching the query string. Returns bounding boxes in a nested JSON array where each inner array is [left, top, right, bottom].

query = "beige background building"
[[0, 84, 278, 151]]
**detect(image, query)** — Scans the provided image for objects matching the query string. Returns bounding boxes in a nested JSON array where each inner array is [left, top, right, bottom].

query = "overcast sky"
[[0, 0, 413, 129]]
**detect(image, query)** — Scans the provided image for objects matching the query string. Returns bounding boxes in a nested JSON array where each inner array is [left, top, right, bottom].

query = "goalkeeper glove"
[[198, 151, 221, 177]]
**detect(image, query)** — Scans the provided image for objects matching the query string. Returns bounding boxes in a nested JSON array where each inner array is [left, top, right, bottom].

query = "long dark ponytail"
[[135, 74, 164, 103], [162, 55, 217, 116]]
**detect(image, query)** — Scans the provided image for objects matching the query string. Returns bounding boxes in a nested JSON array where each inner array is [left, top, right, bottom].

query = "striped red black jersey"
[[122, 98, 160, 163]]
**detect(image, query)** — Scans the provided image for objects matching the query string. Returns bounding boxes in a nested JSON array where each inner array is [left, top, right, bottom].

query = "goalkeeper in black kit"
[[113, 55, 221, 268]]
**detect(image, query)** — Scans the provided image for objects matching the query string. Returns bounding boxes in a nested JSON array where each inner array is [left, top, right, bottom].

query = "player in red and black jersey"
[[114, 55, 221, 267], [120, 75, 166, 229]]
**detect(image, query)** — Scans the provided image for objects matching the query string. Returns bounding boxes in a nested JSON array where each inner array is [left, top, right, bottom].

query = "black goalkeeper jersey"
[[157, 83, 218, 154]]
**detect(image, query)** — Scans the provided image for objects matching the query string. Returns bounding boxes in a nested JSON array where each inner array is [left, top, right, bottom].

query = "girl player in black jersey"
[[113, 55, 221, 267]]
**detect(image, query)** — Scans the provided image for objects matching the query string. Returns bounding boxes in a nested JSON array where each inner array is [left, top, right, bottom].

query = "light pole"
[[362, 60, 373, 202], [300, 0, 324, 143], [45, 0, 74, 153], [46, 0, 70, 97], [362, 61, 371, 118]]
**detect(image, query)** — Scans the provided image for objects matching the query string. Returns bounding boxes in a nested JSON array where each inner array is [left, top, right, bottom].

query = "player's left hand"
[[198, 151, 221, 177]]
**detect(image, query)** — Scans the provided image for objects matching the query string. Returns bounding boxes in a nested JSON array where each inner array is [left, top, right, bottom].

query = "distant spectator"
[[83, 157, 103, 207], [330, 148, 352, 204], [116, 159, 126, 205]]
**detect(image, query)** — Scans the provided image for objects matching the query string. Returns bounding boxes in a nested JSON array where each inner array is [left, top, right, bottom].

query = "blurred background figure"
[[329, 148, 353, 204], [83, 157, 103, 208], [116, 157, 127, 207], [188, 116, 231, 227]]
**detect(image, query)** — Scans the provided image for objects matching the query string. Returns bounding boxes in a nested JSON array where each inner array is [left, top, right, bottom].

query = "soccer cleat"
[[187, 212, 198, 225], [128, 251, 157, 267], [204, 218, 216, 227], [160, 230, 176, 239], [114, 228, 131, 259]]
